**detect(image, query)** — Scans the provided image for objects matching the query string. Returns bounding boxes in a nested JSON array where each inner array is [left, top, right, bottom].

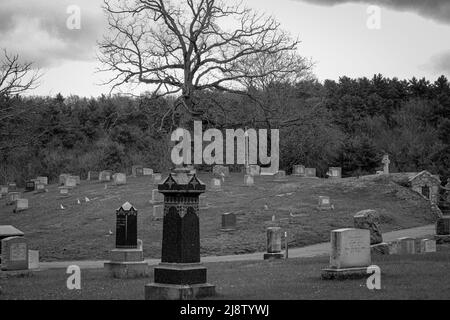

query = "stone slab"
[[104, 261, 149, 278], [321, 267, 368, 280], [145, 283, 216, 300]]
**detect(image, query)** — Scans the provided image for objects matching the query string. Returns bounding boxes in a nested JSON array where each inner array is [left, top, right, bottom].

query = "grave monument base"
[[434, 235, 450, 244], [317, 206, 333, 211], [263, 252, 285, 260], [0, 269, 33, 279], [104, 248, 148, 278], [145, 282, 216, 300], [321, 267, 368, 280], [104, 261, 149, 278]]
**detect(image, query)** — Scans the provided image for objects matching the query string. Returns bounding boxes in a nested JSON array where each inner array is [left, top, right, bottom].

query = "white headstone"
[[143, 168, 153, 176], [419, 239, 436, 253], [14, 199, 29, 212], [36, 176, 48, 185], [330, 228, 371, 269], [28, 250, 39, 269], [114, 173, 127, 185], [244, 175, 254, 186], [65, 176, 77, 188]]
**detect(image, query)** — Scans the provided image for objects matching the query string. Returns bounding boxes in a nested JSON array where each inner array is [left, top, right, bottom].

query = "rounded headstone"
[[354, 209, 383, 245]]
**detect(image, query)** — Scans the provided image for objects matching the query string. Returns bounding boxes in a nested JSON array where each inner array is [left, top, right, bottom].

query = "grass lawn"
[[0, 173, 436, 261], [2, 245, 450, 300]]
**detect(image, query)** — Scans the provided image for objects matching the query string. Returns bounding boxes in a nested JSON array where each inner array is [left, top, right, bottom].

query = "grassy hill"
[[0, 173, 437, 261]]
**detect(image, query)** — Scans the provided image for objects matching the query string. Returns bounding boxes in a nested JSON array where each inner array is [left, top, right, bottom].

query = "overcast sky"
[[1, 0, 449, 97]]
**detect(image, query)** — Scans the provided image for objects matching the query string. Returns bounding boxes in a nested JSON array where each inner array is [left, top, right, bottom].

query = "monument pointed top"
[[119, 202, 135, 211]]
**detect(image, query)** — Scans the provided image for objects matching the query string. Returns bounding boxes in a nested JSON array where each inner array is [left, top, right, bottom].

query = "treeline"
[[0, 74, 449, 185]]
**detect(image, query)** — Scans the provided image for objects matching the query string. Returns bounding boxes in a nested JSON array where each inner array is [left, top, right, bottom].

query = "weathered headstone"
[[221, 213, 236, 231], [1, 236, 28, 271], [353, 209, 383, 245], [152, 173, 162, 183], [318, 196, 333, 210], [150, 189, 164, 204], [65, 176, 77, 188], [28, 250, 39, 269], [8, 183, 17, 191], [25, 180, 36, 192], [292, 165, 305, 176], [398, 237, 415, 255], [35, 183, 46, 194], [73, 175, 81, 185], [274, 170, 287, 181], [99, 170, 112, 182], [305, 168, 317, 178], [0, 186, 8, 196], [419, 239, 436, 253], [435, 216, 450, 244], [244, 175, 254, 186], [59, 174, 70, 185], [87, 171, 99, 181], [59, 186, 70, 198], [14, 199, 29, 213], [132, 165, 144, 177], [143, 168, 153, 176], [213, 165, 230, 178], [104, 202, 148, 278], [114, 173, 127, 186], [388, 240, 400, 255], [382, 154, 390, 174], [263, 227, 284, 260], [0, 226, 24, 262], [247, 165, 261, 176], [153, 205, 164, 220], [145, 168, 215, 300], [327, 167, 342, 179], [7, 192, 20, 206], [36, 176, 48, 185], [321, 228, 371, 279], [210, 178, 222, 191]]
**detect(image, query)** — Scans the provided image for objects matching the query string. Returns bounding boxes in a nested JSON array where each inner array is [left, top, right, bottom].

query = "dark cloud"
[[294, 0, 450, 24], [0, 0, 105, 67]]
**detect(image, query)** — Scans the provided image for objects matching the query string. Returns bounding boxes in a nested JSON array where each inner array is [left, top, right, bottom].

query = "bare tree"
[[99, 0, 301, 125], [0, 49, 41, 101]]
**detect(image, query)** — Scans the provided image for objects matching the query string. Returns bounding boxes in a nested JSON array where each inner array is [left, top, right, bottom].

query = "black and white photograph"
[[0, 0, 450, 309]]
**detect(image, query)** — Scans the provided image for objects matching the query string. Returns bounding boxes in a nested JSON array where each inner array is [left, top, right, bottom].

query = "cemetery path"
[[38, 224, 435, 270]]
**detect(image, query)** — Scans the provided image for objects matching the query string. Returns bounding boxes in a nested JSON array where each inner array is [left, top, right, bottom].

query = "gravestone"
[[65, 176, 77, 188], [0, 226, 24, 263], [153, 205, 164, 220], [8, 183, 17, 191], [353, 209, 383, 245], [73, 176, 81, 185], [145, 168, 215, 300], [35, 183, 45, 194], [1, 236, 28, 271], [132, 165, 144, 177], [419, 239, 436, 253], [321, 228, 371, 280], [327, 167, 342, 179], [244, 175, 254, 186], [213, 165, 230, 178], [143, 168, 153, 176], [318, 196, 333, 210], [36, 176, 48, 185], [59, 186, 70, 198], [59, 174, 70, 185], [114, 173, 127, 186], [87, 171, 99, 181], [152, 173, 162, 183], [104, 202, 148, 278], [263, 227, 284, 260], [247, 165, 261, 176], [28, 250, 39, 269], [398, 237, 415, 254], [25, 180, 36, 192], [14, 199, 29, 213], [292, 165, 305, 176], [382, 154, 390, 174], [7, 192, 20, 206], [435, 216, 450, 244], [150, 189, 164, 204], [210, 178, 222, 191], [0, 186, 8, 195], [221, 213, 236, 231], [305, 168, 317, 178], [99, 170, 112, 182], [388, 240, 400, 255]]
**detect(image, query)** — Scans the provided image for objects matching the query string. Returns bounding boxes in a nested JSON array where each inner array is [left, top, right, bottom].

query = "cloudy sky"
[[1, 0, 449, 97]]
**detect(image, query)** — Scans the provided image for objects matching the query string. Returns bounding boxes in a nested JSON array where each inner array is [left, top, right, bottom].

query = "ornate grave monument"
[[145, 168, 215, 300], [104, 202, 148, 278]]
